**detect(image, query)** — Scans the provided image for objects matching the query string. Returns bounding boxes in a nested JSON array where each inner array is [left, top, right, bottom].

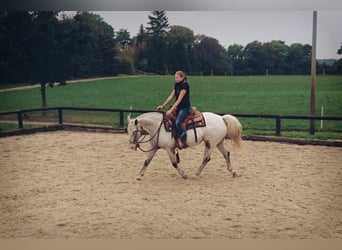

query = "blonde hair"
[[175, 71, 187, 81], [175, 70, 185, 77]]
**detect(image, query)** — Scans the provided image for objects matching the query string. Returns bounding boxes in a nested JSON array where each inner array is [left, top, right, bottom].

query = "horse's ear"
[[127, 106, 133, 122]]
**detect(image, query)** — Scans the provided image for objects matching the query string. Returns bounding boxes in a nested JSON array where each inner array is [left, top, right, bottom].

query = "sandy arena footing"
[[0, 131, 341, 238]]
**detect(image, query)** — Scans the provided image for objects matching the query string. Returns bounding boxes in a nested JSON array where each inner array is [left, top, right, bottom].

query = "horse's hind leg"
[[196, 140, 213, 176], [136, 149, 157, 180], [166, 148, 188, 179], [217, 140, 238, 177]]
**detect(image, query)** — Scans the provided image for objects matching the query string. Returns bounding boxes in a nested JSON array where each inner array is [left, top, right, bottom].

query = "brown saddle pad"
[[163, 108, 206, 133]]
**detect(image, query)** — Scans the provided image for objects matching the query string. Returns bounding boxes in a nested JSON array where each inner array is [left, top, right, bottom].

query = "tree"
[[115, 29, 134, 74], [145, 11, 170, 73], [165, 25, 194, 73], [0, 11, 33, 84], [332, 59, 342, 74], [0, 11, 118, 108], [263, 40, 288, 74], [227, 44, 245, 75], [192, 35, 231, 75], [286, 43, 311, 74], [337, 43, 342, 55], [69, 12, 117, 78], [116, 29, 131, 49], [243, 40, 268, 75], [146, 11, 169, 36], [26, 11, 63, 108], [333, 43, 342, 74], [133, 24, 148, 72]]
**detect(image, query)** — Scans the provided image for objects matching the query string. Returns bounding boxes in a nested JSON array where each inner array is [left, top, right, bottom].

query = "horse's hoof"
[[182, 175, 188, 179], [232, 172, 239, 178], [136, 176, 142, 181]]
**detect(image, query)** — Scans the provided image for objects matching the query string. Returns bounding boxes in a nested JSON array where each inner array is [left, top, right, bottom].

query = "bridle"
[[129, 118, 164, 153]]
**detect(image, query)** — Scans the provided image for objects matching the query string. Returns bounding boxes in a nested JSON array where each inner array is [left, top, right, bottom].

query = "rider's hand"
[[157, 105, 163, 111], [166, 109, 173, 116]]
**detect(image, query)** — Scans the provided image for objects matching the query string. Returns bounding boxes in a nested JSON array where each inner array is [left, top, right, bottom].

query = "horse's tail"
[[222, 114, 243, 148]]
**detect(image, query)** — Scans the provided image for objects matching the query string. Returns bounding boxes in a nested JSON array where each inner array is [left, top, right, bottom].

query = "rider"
[[157, 70, 191, 149]]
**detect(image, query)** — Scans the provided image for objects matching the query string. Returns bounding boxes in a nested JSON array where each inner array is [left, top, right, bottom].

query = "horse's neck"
[[139, 112, 162, 134]]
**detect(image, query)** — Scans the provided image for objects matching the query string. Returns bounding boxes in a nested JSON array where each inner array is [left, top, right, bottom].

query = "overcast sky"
[[86, 11, 342, 59]]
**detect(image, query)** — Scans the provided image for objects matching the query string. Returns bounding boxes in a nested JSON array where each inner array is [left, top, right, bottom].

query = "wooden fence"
[[0, 107, 342, 136]]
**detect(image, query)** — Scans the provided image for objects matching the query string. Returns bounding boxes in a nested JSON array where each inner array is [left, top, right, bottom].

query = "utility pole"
[[310, 11, 317, 135]]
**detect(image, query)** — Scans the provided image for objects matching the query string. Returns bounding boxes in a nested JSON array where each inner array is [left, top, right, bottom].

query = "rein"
[[133, 116, 164, 153]]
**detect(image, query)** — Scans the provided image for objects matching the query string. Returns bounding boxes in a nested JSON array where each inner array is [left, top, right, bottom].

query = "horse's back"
[[200, 112, 227, 139], [203, 112, 224, 125]]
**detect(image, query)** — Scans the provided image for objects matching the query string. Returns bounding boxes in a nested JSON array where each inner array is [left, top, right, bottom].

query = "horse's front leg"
[[136, 149, 157, 180], [166, 148, 188, 179]]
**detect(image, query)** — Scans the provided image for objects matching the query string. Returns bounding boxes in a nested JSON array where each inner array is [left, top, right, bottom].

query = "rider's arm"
[[157, 90, 175, 111]]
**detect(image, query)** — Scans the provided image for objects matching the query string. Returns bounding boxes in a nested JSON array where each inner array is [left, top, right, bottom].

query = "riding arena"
[[0, 129, 341, 238]]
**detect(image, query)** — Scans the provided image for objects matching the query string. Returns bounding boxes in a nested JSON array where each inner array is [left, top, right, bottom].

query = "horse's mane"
[[137, 111, 163, 121]]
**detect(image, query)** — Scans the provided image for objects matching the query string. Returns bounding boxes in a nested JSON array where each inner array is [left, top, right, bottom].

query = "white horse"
[[127, 111, 242, 180]]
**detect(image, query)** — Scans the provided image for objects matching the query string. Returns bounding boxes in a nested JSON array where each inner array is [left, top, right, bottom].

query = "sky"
[[83, 11, 342, 60]]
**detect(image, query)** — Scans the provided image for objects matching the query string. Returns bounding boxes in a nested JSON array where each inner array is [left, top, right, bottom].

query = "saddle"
[[163, 107, 206, 137]]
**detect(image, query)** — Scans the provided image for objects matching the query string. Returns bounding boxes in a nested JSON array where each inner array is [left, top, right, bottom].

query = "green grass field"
[[1, 75, 341, 138]]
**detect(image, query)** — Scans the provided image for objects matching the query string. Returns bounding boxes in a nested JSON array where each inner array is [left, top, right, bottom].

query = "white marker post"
[[321, 106, 324, 129]]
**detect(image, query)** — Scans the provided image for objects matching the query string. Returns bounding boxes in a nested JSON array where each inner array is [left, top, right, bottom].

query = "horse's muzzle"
[[129, 143, 139, 151]]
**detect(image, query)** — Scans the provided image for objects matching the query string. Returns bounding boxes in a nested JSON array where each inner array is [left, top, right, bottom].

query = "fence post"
[[58, 108, 63, 125], [17, 111, 23, 129], [276, 115, 281, 135], [119, 110, 124, 128]]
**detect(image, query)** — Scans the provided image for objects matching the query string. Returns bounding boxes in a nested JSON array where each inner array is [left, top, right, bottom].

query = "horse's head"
[[127, 117, 143, 151], [127, 112, 162, 151]]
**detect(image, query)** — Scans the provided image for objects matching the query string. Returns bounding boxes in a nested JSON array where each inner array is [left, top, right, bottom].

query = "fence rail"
[[1, 107, 342, 136]]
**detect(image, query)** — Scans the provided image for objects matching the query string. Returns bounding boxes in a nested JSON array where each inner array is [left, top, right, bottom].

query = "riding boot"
[[180, 133, 188, 148]]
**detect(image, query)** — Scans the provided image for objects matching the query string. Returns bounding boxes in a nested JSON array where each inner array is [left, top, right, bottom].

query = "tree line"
[[1, 10, 341, 87], [129, 11, 342, 76]]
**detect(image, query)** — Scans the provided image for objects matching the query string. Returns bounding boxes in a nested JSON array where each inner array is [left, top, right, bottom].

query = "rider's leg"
[[175, 107, 191, 146]]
